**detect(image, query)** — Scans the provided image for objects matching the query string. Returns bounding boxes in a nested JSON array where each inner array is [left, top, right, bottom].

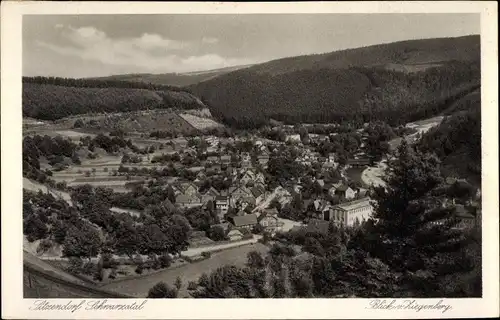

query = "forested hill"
[[188, 35, 480, 128], [22, 77, 206, 121], [418, 103, 481, 185]]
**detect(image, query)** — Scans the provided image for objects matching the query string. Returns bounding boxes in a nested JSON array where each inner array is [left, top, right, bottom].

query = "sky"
[[23, 14, 480, 78]]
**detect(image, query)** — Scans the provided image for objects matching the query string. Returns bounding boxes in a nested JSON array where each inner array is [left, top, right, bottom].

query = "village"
[[102, 121, 481, 251]]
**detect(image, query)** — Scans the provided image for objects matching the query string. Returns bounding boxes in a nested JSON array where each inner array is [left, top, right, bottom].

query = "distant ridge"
[[92, 64, 254, 87]]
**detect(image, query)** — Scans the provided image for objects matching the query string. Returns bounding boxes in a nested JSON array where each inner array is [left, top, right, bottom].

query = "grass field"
[[101, 243, 269, 298]]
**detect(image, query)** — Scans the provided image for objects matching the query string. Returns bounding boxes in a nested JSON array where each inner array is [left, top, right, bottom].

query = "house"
[[196, 171, 207, 181], [253, 182, 266, 191], [227, 229, 244, 241], [220, 155, 231, 165], [330, 197, 373, 226], [250, 186, 265, 199], [209, 163, 222, 172], [206, 155, 219, 164], [453, 205, 476, 229], [257, 153, 270, 166], [258, 210, 284, 234], [335, 185, 356, 200], [240, 170, 256, 185], [308, 133, 320, 142], [232, 214, 258, 230], [215, 196, 229, 216], [176, 193, 203, 208], [206, 146, 217, 154], [173, 137, 188, 150], [171, 184, 184, 196], [182, 147, 197, 157], [286, 134, 301, 143], [311, 199, 332, 220], [310, 152, 320, 162], [434, 202, 478, 229], [181, 182, 199, 196], [254, 172, 266, 184], [229, 186, 254, 206], [201, 187, 220, 204], [327, 182, 343, 197], [241, 159, 253, 169], [236, 210, 247, 216], [356, 187, 369, 198]]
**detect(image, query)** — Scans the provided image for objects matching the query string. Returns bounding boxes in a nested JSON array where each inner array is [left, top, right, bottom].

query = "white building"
[[329, 197, 373, 226]]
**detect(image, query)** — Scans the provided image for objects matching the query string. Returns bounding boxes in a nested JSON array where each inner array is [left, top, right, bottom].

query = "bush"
[[117, 269, 129, 276], [81, 261, 96, 275], [93, 269, 104, 281], [198, 273, 210, 287], [252, 223, 265, 234], [108, 269, 117, 279], [208, 225, 226, 241], [187, 281, 198, 290], [159, 254, 172, 268], [242, 233, 254, 240], [36, 239, 53, 254], [101, 253, 118, 269], [135, 264, 144, 274], [67, 257, 83, 274], [133, 254, 144, 266], [147, 281, 178, 298], [175, 276, 182, 290]]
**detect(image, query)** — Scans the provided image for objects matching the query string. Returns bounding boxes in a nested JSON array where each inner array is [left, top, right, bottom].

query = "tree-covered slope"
[[188, 35, 480, 128], [23, 77, 206, 121], [418, 105, 481, 185]]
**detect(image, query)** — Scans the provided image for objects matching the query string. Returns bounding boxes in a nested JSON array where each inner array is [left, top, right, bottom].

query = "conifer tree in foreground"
[[368, 140, 478, 297]]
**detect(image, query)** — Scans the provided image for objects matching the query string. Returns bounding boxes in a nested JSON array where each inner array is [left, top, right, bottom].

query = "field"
[[383, 62, 445, 73], [388, 116, 444, 151], [101, 243, 269, 298], [179, 113, 224, 130]]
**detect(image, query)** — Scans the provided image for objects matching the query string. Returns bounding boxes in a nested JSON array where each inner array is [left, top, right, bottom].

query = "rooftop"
[[334, 197, 372, 211], [454, 205, 476, 219], [233, 214, 258, 227]]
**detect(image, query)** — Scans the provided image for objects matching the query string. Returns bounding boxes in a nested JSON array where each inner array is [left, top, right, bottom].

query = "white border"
[[1, 2, 498, 319]]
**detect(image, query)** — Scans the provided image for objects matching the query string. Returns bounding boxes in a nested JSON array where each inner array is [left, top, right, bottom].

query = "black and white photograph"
[[1, 1, 499, 319]]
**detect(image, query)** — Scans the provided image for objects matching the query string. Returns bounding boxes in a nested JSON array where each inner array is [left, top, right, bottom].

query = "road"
[[361, 161, 387, 188]]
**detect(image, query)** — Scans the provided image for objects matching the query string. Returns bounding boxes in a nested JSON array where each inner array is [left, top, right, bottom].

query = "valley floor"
[[101, 243, 269, 298]]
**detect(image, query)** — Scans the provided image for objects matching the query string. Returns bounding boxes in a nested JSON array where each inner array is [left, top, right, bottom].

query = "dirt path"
[[23, 178, 73, 205], [180, 236, 261, 257]]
